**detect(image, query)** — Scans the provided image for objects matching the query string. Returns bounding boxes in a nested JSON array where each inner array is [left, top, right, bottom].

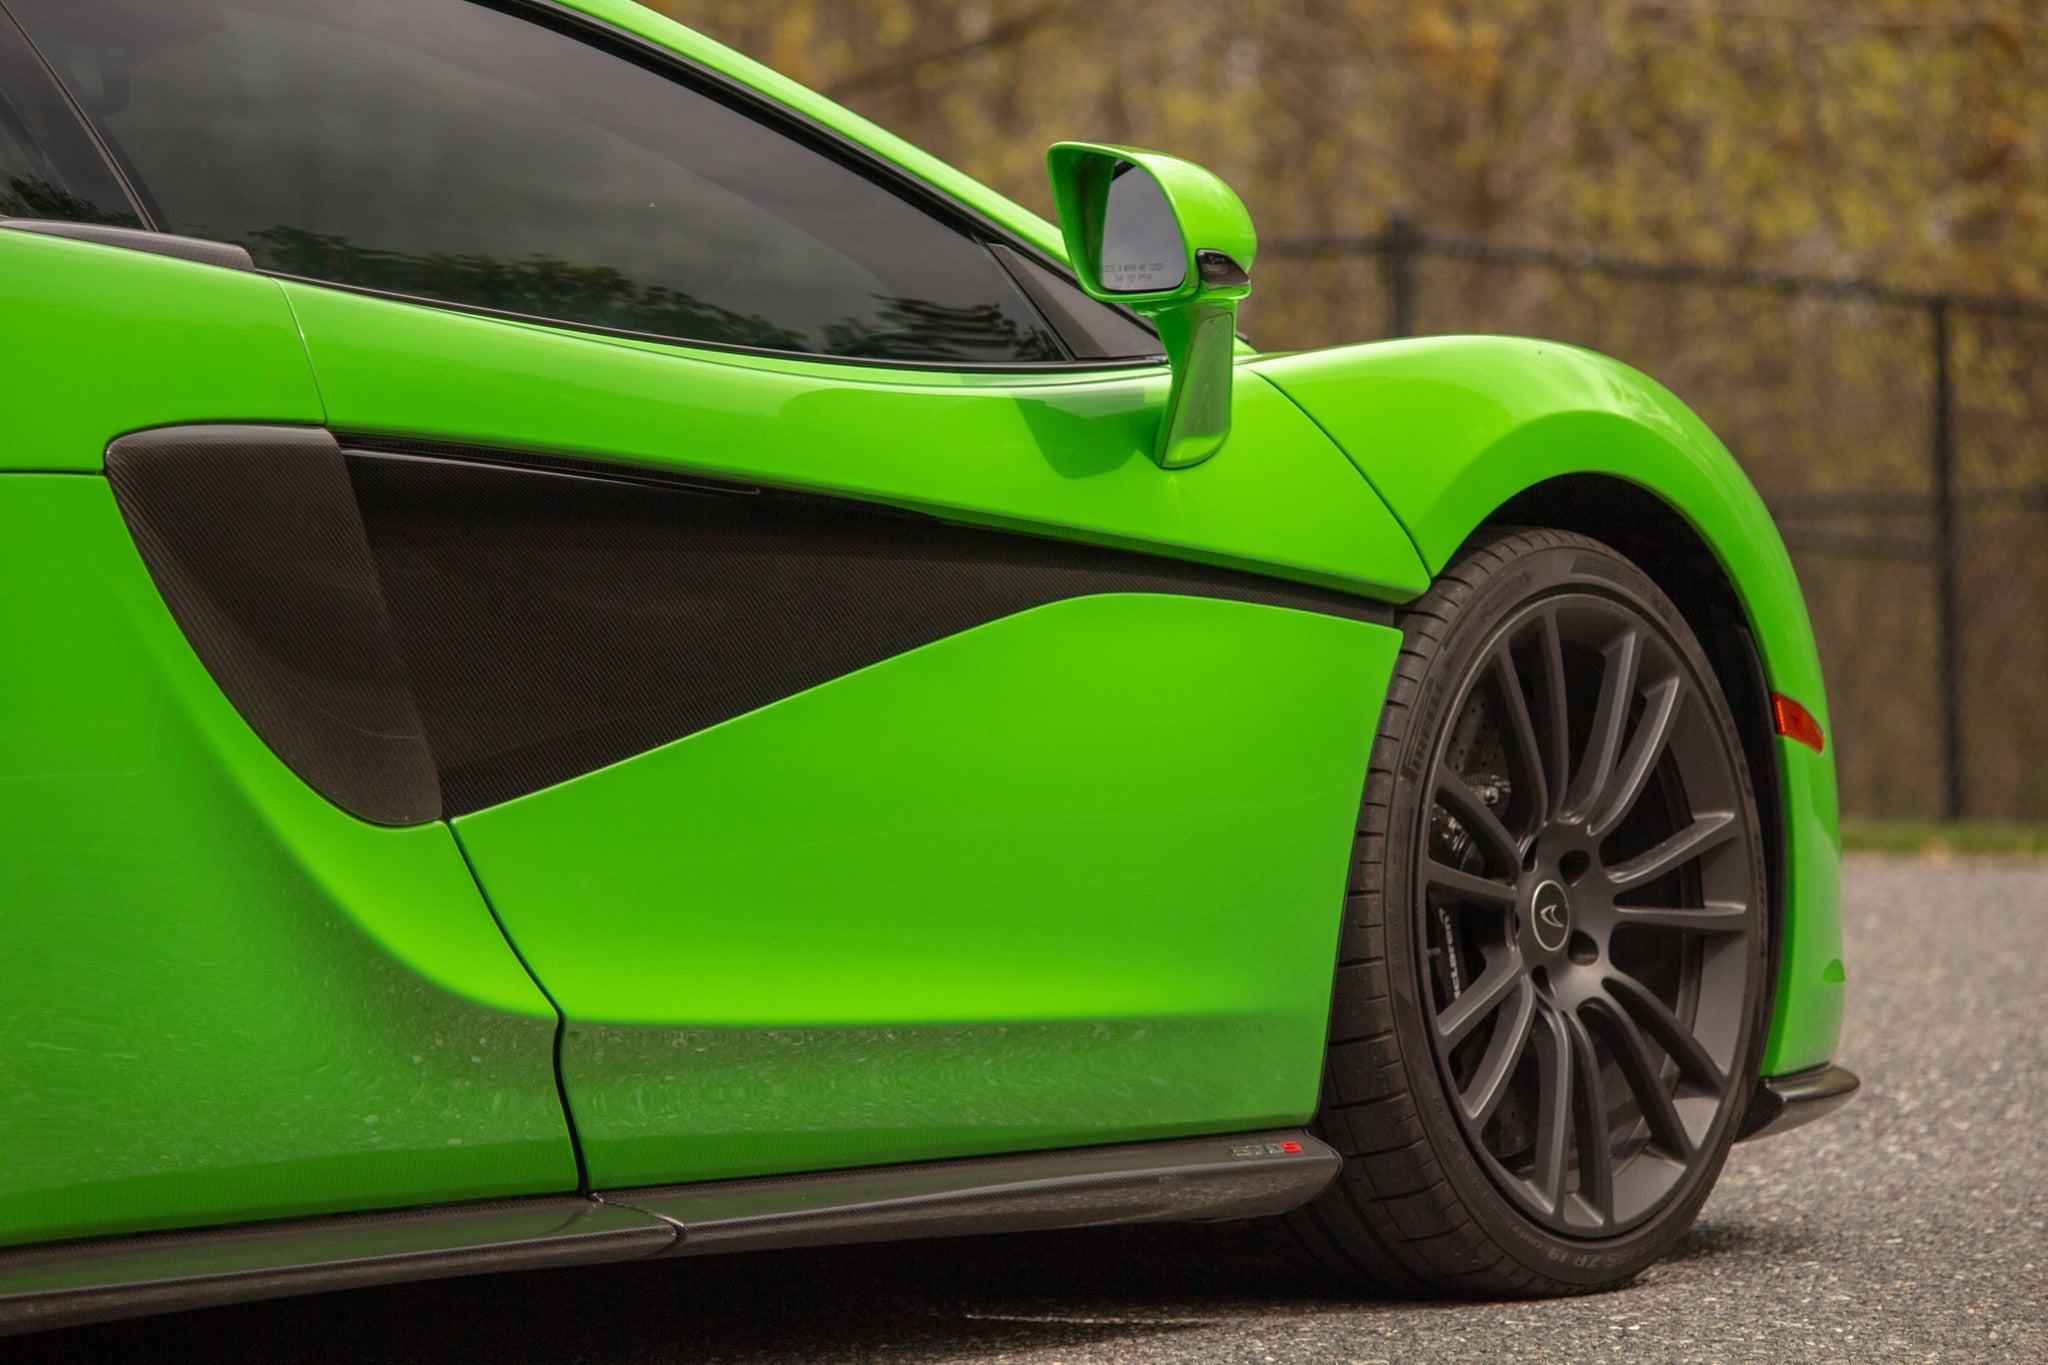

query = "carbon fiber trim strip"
[[1738, 1063, 1860, 1141], [0, 1197, 675, 1336], [609, 1128, 1342, 1256], [0, 218, 251, 269]]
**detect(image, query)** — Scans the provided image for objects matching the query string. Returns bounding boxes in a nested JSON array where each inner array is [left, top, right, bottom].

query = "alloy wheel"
[[1415, 593, 1761, 1237]]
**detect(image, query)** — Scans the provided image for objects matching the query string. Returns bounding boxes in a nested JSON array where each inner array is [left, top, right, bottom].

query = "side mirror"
[[1047, 142, 1255, 469]]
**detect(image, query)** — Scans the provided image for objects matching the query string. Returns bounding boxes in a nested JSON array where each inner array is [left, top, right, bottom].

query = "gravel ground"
[[15, 856, 2046, 1363]]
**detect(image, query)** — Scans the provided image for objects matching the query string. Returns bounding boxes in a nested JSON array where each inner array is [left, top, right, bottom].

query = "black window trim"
[[6, 0, 1167, 374]]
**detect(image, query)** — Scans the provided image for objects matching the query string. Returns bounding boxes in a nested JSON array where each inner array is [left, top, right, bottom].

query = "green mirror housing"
[[1047, 142, 1256, 469]]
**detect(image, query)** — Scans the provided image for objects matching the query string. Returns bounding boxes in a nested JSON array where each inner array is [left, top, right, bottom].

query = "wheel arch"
[[1251, 337, 1825, 712], [1251, 336, 1845, 1074]]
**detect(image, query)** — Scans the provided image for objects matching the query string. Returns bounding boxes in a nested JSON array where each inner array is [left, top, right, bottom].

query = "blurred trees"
[[645, 1, 2048, 308]]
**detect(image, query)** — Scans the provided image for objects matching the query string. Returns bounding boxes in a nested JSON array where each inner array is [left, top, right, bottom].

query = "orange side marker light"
[[1772, 693, 1826, 753]]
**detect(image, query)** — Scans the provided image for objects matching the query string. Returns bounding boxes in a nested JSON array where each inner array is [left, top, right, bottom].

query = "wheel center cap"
[[1529, 879, 1572, 953]]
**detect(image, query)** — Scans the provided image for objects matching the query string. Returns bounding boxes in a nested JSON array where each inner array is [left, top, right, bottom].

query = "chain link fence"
[[1252, 224, 2048, 824]]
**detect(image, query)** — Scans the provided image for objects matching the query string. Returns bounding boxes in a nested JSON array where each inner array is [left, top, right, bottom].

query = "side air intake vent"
[[106, 426, 1385, 822], [105, 426, 440, 825], [342, 441, 1385, 815]]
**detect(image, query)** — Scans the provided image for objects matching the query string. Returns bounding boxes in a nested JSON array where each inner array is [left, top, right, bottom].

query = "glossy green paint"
[[1773, 738, 1846, 1074], [0, 230, 324, 471], [1251, 337, 1843, 1074], [280, 280, 1430, 598], [0, 478, 574, 1249], [1048, 143, 1257, 469], [452, 594, 1402, 1186], [1142, 300, 1245, 469]]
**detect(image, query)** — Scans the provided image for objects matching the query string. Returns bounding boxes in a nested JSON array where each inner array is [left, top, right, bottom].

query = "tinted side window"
[[9, 0, 1062, 363], [991, 245, 1161, 360], [0, 10, 135, 223]]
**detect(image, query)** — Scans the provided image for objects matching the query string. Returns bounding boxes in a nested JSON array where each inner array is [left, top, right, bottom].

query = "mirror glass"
[[1097, 161, 1185, 294]]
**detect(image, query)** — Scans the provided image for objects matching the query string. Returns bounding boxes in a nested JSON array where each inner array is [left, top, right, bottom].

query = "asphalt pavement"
[[13, 856, 2046, 1363]]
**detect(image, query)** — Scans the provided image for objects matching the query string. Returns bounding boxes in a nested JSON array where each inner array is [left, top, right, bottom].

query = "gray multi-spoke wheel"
[[1291, 528, 1768, 1297]]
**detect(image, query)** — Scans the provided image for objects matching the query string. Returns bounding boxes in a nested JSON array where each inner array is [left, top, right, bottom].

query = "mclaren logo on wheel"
[[1530, 879, 1572, 952]]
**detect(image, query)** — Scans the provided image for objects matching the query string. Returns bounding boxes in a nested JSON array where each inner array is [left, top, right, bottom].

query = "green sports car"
[[0, 0, 1855, 1332]]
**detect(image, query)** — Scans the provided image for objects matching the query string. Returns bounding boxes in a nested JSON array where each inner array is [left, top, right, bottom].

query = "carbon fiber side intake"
[[105, 425, 441, 825]]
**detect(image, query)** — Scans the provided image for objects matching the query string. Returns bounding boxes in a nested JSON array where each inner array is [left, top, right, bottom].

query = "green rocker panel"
[[0, 477, 575, 1249], [1253, 337, 1845, 1075], [454, 596, 1403, 1188]]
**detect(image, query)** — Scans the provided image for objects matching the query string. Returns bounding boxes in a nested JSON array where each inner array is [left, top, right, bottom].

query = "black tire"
[[1290, 528, 1769, 1297]]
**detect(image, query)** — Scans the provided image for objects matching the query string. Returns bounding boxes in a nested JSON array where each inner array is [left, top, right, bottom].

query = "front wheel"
[[1291, 528, 1769, 1296]]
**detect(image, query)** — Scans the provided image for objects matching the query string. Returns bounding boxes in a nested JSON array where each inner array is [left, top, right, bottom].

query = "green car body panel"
[[0, 0, 1844, 1275], [0, 232, 576, 1249], [0, 477, 575, 1250], [279, 280, 1419, 1190], [276, 281, 1428, 598], [456, 595, 1400, 1186], [0, 231, 327, 472]]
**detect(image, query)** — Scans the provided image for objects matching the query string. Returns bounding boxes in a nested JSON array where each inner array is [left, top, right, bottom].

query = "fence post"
[[1931, 298, 1964, 821], [1383, 210, 1416, 339]]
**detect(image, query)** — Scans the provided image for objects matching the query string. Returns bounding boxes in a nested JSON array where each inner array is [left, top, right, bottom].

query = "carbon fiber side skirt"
[[610, 1128, 1341, 1256], [0, 1129, 1338, 1335]]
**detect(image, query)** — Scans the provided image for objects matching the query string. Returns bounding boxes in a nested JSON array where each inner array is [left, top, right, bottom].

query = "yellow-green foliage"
[[648, 1, 2048, 304]]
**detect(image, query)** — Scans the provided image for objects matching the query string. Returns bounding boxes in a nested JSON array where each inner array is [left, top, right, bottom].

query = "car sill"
[[0, 1196, 674, 1337], [607, 1128, 1342, 1256], [0, 1129, 1339, 1335]]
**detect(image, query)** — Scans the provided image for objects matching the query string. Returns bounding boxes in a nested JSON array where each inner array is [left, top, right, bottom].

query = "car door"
[[0, 3, 575, 1250], [16, 0, 1429, 1190]]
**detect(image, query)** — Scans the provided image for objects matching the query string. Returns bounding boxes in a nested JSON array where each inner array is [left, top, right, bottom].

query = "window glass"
[[990, 245, 1161, 360], [0, 11, 136, 223], [9, 0, 1062, 362], [0, 108, 41, 212]]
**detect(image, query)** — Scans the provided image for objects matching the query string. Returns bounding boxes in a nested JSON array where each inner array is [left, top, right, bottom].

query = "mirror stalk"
[[1152, 299, 1238, 469]]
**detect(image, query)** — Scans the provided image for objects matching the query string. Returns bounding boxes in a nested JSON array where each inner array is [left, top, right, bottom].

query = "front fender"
[[1252, 336, 1844, 1076]]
